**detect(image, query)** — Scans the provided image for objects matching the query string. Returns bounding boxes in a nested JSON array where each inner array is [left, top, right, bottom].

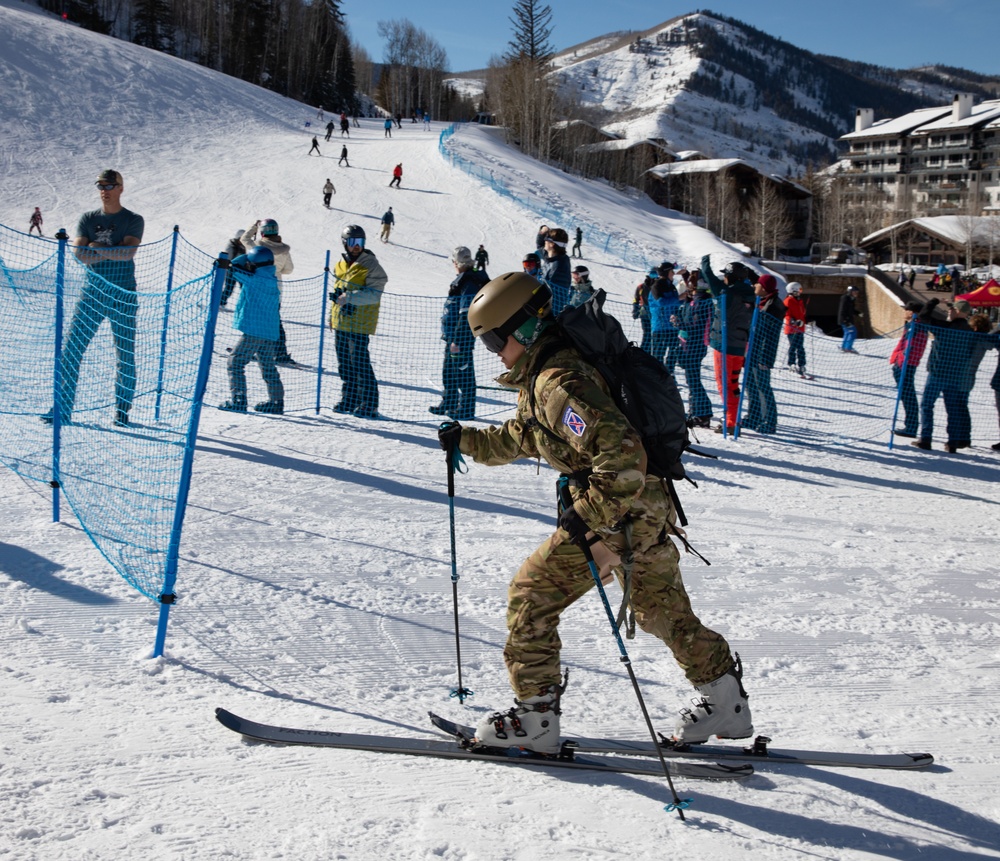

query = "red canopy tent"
[[956, 279, 1000, 307]]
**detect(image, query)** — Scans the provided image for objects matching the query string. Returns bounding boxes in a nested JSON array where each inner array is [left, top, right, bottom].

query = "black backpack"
[[528, 289, 692, 484]]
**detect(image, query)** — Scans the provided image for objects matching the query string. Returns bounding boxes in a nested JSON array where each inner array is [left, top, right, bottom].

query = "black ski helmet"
[[341, 224, 366, 252]]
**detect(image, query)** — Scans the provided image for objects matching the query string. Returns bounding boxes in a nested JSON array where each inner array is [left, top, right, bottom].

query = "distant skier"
[[384, 118, 393, 138], [339, 145, 350, 167], [571, 226, 583, 258], [380, 207, 395, 242], [340, 113, 350, 136], [28, 207, 43, 236], [389, 163, 403, 188], [474, 244, 489, 272], [308, 137, 321, 156], [323, 179, 336, 208], [325, 120, 335, 141], [423, 113, 431, 131]]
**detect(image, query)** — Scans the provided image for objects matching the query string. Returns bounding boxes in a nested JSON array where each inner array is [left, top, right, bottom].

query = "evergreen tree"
[[504, 0, 553, 64], [133, 0, 175, 52]]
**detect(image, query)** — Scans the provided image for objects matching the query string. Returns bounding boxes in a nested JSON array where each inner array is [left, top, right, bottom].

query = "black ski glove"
[[438, 421, 462, 451], [558, 506, 592, 545]]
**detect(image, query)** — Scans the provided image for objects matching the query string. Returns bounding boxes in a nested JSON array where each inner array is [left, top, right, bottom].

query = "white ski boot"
[[674, 655, 753, 745], [475, 684, 563, 754]]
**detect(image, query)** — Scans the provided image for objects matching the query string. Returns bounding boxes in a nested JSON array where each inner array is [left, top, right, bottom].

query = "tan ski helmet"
[[468, 272, 552, 353]]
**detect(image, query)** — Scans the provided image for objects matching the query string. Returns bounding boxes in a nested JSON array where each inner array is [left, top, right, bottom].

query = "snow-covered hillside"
[[2, 4, 1000, 861]]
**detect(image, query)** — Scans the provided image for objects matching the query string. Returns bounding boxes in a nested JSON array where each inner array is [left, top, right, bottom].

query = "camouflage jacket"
[[458, 329, 648, 533]]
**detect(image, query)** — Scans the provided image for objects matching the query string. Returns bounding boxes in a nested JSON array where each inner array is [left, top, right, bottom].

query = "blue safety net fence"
[[0, 224, 219, 602], [2, 225, 999, 613]]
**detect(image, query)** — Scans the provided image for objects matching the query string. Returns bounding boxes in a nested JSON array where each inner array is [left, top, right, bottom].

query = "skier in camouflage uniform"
[[438, 272, 752, 754]]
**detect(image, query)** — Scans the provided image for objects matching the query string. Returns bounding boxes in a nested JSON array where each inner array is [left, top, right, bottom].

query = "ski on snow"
[[429, 713, 933, 771], [214, 708, 752, 781]]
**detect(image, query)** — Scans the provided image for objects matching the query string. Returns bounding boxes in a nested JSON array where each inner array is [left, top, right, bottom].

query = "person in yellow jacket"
[[329, 224, 388, 418]]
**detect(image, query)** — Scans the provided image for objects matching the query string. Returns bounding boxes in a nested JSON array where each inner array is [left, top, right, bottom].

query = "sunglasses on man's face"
[[96, 183, 119, 191]]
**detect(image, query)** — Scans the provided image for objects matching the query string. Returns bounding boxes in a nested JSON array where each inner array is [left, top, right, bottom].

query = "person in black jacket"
[[838, 286, 861, 352], [676, 282, 714, 426], [429, 246, 488, 419], [742, 274, 785, 434], [700, 256, 755, 433]]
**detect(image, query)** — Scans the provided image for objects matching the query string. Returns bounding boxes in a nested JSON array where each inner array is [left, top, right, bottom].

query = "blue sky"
[[341, 0, 999, 77]]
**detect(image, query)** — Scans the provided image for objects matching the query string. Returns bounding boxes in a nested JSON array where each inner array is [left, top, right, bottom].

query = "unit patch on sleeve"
[[562, 405, 587, 437]]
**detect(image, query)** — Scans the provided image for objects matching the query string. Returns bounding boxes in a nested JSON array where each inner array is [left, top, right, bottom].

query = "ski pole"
[[558, 478, 689, 817], [443, 425, 473, 703], [582, 541, 691, 817]]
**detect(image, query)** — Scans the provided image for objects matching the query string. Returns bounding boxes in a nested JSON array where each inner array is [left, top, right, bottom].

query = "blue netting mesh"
[[0, 225, 219, 601], [2, 219, 999, 607]]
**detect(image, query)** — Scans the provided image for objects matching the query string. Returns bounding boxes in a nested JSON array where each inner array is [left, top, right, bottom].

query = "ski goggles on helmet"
[[478, 284, 552, 354], [345, 237, 365, 249]]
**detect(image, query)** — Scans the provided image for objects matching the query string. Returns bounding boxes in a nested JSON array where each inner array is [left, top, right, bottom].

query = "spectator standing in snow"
[[647, 262, 681, 376], [389, 163, 403, 188], [540, 227, 572, 315], [474, 244, 489, 272], [839, 286, 861, 352], [701, 256, 755, 434], [220, 228, 246, 308], [28, 207, 43, 235], [912, 299, 974, 453], [219, 247, 284, 415], [676, 281, 714, 427], [632, 270, 655, 354], [330, 224, 388, 419], [889, 301, 928, 439], [571, 226, 583, 258], [308, 137, 321, 156], [429, 246, 488, 420], [339, 145, 350, 167], [380, 207, 395, 242], [384, 117, 393, 138], [325, 120, 335, 141], [783, 282, 808, 375], [241, 219, 295, 365], [742, 274, 785, 435], [42, 169, 144, 427], [568, 265, 595, 308], [323, 179, 336, 208]]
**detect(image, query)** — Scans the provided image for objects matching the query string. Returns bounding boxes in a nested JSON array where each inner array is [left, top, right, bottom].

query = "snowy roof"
[[840, 106, 951, 140], [861, 216, 1000, 247], [576, 138, 676, 156], [646, 158, 749, 178], [911, 99, 1000, 134], [674, 150, 708, 161]]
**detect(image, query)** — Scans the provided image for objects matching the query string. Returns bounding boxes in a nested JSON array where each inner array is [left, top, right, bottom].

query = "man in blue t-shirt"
[[44, 169, 145, 428]]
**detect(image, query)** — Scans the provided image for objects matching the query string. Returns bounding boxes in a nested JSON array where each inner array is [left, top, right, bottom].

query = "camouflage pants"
[[504, 477, 733, 699]]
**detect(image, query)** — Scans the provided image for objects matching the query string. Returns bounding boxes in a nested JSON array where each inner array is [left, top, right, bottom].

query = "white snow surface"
[[2, 3, 1000, 859]]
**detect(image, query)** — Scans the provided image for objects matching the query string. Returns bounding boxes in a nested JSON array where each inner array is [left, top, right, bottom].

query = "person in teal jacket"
[[220, 247, 284, 415]]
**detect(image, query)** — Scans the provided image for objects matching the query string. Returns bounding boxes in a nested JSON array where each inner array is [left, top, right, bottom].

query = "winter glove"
[[559, 507, 621, 583], [438, 421, 462, 452]]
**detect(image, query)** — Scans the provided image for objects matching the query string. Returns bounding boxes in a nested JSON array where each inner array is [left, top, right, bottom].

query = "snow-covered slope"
[[2, 4, 1000, 861]]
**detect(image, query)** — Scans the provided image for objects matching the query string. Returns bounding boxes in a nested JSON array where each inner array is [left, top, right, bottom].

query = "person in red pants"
[[700, 255, 755, 433]]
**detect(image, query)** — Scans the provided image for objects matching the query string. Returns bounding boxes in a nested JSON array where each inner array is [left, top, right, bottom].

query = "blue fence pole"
[[315, 250, 331, 414], [51, 229, 69, 523], [734, 300, 761, 441], [154, 226, 181, 421], [152, 253, 228, 658], [888, 320, 919, 451]]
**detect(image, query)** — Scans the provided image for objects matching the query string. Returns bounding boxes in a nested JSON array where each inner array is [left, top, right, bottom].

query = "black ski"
[[429, 713, 933, 771], [214, 708, 751, 781]]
